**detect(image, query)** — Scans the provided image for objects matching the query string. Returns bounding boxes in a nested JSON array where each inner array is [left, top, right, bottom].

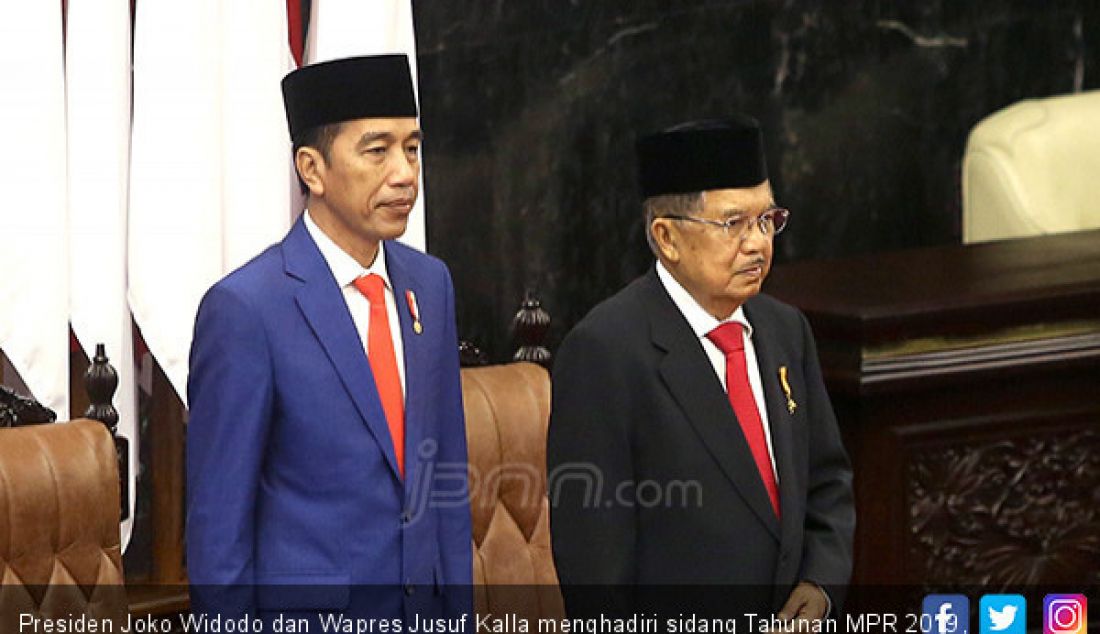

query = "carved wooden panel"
[[908, 428, 1100, 585]]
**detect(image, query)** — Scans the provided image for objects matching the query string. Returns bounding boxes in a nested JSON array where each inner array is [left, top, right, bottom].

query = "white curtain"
[[66, 0, 138, 549], [129, 1, 295, 402], [1, 0, 424, 554], [0, 2, 70, 417], [222, 0, 299, 270]]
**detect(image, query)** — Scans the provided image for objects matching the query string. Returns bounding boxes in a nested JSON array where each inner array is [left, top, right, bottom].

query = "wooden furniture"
[[0, 386, 56, 426], [0, 344, 135, 627], [463, 362, 564, 619], [463, 298, 560, 623], [0, 420, 128, 630], [764, 229, 1100, 588]]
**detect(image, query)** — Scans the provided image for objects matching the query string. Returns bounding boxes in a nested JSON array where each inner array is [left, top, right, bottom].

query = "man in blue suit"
[[186, 55, 472, 623]]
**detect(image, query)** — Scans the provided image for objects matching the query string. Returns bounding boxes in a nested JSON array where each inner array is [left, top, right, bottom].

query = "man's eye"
[[365, 146, 387, 155], [405, 144, 420, 156], [725, 218, 747, 230]]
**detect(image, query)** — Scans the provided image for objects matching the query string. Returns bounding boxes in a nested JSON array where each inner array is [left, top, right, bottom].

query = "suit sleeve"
[[436, 264, 474, 617], [796, 310, 856, 610], [186, 284, 274, 617], [548, 323, 636, 612]]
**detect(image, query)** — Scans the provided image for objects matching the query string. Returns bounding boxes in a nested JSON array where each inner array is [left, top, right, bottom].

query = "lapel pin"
[[778, 366, 797, 415], [406, 290, 422, 334]]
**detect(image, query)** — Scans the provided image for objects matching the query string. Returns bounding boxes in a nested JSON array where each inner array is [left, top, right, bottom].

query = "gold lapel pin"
[[406, 290, 423, 334], [778, 366, 797, 414]]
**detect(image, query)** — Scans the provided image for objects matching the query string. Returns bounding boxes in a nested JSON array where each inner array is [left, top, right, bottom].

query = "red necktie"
[[706, 323, 780, 518], [353, 274, 405, 477]]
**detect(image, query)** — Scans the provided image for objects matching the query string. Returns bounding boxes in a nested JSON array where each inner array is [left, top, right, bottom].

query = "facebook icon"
[[923, 595, 970, 634]]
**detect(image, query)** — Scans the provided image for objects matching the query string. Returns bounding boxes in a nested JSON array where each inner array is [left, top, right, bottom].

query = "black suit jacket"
[[548, 268, 855, 614]]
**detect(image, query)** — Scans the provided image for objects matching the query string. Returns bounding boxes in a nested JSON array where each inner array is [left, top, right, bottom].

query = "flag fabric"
[[0, 2, 70, 417], [221, 0, 298, 272], [65, 0, 138, 549], [129, 1, 295, 402], [305, 0, 427, 252], [287, 0, 306, 67], [2, 0, 422, 556]]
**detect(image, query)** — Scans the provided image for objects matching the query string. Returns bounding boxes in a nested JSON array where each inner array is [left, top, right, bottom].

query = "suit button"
[[404, 583, 416, 596], [401, 511, 412, 524]]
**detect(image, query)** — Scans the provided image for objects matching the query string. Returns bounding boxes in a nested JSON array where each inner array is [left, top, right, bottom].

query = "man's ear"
[[295, 147, 326, 198], [651, 218, 680, 263]]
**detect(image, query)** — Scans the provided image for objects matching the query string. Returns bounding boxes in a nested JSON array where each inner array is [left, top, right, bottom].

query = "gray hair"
[[642, 191, 705, 255]]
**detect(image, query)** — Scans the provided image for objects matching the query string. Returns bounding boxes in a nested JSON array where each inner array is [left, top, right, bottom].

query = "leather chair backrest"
[[963, 90, 1100, 243], [0, 419, 126, 628], [462, 363, 563, 619]]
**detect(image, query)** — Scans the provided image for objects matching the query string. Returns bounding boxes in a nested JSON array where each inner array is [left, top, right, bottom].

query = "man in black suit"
[[548, 116, 855, 621]]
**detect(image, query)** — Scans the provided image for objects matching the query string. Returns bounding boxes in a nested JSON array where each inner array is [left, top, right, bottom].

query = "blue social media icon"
[[980, 595, 1026, 634], [923, 595, 970, 634]]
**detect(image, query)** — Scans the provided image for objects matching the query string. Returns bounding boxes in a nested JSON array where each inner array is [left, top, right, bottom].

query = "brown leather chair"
[[462, 362, 564, 619], [0, 419, 127, 629]]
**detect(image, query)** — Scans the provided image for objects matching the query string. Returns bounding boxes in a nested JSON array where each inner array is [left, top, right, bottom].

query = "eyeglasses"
[[661, 208, 790, 240]]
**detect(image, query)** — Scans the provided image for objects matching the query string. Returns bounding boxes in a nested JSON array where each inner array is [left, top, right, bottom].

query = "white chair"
[[962, 90, 1100, 243]]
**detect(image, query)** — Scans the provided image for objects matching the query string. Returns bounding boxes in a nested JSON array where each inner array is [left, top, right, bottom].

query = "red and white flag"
[[66, 0, 138, 549], [0, 2, 70, 417], [129, 1, 295, 401]]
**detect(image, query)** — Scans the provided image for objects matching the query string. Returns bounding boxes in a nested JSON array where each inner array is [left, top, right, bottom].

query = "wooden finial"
[[511, 291, 552, 369], [458, 340, 489, 367], [82, 343, 129, 521], [84, 343, 120, 435]]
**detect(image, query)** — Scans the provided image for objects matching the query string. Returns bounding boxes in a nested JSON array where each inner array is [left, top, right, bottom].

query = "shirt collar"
[[655, 260, 753, 340], [303, 209, 393, 292]]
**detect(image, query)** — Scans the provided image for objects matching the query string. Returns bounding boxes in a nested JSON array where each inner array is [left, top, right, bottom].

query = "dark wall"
[[414, 1, 1098, 360]]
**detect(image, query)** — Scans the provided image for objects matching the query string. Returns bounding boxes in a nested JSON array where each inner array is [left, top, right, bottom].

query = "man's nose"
[[739, 222, 768, 253], [388, 152, 417, 187]]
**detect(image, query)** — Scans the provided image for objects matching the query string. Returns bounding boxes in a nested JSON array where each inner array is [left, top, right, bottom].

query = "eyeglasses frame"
[[659, 207, 790, 240]]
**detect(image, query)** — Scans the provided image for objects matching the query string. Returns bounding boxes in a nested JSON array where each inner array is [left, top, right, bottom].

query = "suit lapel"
[[283, 219, 402, 481], [384, 242, 428, 492], [643, 271, 780, 540], [745, 302, 802, 549]]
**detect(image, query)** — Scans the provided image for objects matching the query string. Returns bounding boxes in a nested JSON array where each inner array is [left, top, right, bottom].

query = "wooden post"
[[83, 343, 130, 521], [511, 291, 552, 369], [150, 358, 187, 583]]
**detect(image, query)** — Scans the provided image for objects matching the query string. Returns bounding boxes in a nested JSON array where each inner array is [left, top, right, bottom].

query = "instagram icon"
[[1044, 594, 1087, 634]]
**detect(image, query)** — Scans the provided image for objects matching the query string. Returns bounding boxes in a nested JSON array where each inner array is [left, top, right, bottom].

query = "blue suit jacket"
[[186, 217, 472, 620]]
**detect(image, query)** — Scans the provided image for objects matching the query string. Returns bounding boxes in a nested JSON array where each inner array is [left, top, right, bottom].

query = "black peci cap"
[[281, 54, 418, 140], [636, 115, 768, 198]]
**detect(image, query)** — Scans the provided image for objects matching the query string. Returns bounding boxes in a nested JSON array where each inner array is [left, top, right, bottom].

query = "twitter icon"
[[980, 595, 1026, 634]]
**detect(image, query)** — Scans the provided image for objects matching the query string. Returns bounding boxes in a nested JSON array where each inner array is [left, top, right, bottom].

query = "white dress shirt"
[[656, 261, 778, 480], [304, 210, 406, 396]]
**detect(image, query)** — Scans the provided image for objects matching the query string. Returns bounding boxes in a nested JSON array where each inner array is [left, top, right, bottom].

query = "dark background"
[[413, 1, 1099, 360]]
